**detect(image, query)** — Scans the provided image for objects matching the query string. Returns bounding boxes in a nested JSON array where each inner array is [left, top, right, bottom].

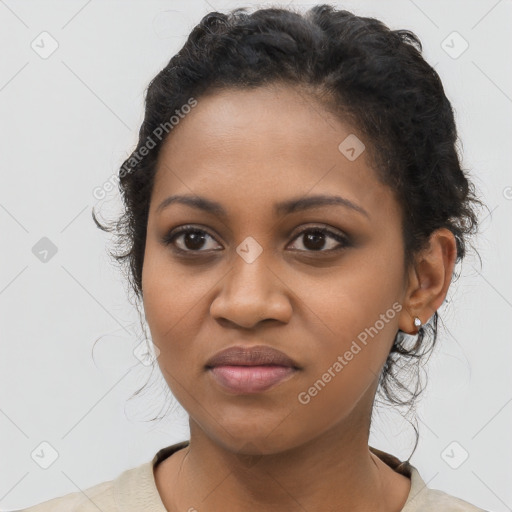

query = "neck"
[[160, 417, 409, 512]]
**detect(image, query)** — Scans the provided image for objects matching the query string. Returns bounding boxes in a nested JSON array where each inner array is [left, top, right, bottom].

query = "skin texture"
[[142, 84, 457, 512]]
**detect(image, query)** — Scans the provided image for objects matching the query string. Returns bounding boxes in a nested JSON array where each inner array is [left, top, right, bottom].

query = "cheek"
[[294, 255, 401, 347], [141, 244, 217, 391], [141, 255, 192, 379], [289, 251, 403, 402], [141, 256, 203, 408], [287, 298, 399, 442], [141, 243, 203, 336]]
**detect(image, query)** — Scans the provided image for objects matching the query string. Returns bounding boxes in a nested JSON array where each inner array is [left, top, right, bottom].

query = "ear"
[[398, 228, 458, 334]]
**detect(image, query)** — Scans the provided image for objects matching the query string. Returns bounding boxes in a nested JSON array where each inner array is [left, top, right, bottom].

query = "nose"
[[210, 253, 293, 329]]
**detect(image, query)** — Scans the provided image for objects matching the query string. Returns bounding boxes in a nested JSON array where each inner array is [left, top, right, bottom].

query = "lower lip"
[[207, 365, 297, 394]]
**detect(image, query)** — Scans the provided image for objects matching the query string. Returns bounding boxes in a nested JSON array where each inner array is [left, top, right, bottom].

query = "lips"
[[205, 345, 300, 394], [205, 345, 300, 369]]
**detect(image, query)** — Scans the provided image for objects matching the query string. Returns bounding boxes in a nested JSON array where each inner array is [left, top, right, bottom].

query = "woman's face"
[[142, 84, 412, 454]]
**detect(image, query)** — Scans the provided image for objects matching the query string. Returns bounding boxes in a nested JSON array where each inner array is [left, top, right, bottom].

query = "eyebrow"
[[156, 193, 370, 219]]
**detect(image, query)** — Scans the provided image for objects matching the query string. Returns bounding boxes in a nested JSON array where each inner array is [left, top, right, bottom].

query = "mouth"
[[205, 345, 300, 394], [207, 365, 298, 394]]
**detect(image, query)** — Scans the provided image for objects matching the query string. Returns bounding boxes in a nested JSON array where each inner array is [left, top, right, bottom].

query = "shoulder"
[[18, 478, 115, 512], [404, 466, 489, 512], [18, 458, 161, 512], [419, 487, 489, 511]]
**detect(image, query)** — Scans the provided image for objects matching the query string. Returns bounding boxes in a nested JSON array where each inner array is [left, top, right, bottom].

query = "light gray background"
[[1, 1, 510, 510]]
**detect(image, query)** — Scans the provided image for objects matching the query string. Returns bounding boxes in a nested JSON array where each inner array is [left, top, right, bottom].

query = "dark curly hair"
[[93, 4, 485, 460]]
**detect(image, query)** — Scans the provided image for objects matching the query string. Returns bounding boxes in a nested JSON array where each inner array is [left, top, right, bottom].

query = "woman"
[[22, 4, 487, 511]]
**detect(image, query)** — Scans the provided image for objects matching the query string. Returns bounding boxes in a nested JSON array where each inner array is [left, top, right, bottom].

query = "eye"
[[163, 224, 350, 255], [287, 226, 350, 252], [162, 225, 222, 253]]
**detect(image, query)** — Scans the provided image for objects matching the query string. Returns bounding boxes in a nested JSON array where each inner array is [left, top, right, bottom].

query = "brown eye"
[[288, 227, 349, 252], [163, 226, 222, 253], [162, 224, 350, 255]]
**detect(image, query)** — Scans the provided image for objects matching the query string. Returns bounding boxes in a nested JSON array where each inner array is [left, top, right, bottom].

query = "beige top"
[[19, 440, 487, 511]]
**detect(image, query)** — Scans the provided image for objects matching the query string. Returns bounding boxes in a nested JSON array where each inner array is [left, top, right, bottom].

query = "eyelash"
[[162, 224, 351, 255]]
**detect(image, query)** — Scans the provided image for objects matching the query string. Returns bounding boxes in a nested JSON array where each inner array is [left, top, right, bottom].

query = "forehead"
[[150, 85, 395, 222], [156, 84, 356, 169]]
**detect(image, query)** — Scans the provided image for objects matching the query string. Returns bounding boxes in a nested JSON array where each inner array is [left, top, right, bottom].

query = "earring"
[[413, 316, 422, 332]]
